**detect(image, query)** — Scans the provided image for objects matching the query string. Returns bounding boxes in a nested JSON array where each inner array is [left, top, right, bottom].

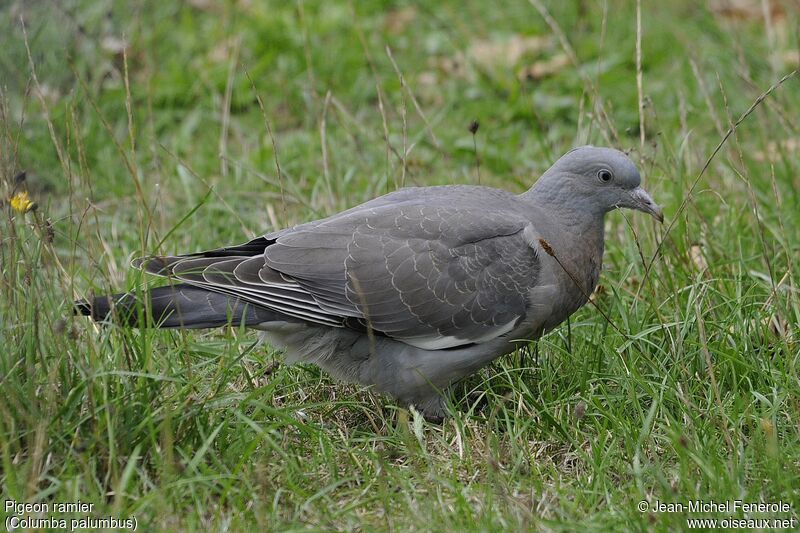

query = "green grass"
[[1, 0, 799, 530]]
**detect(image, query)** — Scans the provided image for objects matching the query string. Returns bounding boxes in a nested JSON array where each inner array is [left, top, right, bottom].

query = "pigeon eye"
[[597, 169, 613, 182]]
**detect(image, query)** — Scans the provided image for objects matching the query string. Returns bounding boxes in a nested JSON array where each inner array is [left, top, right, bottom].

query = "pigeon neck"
[[520, 178, 607, 305], [520, 178, 607, 227]]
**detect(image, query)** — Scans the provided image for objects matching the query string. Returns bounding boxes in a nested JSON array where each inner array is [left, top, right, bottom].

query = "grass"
[[1, 0, 799, 530]]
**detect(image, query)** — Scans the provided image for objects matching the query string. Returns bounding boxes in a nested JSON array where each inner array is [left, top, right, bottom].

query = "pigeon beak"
[[629, 186, 663, 223]]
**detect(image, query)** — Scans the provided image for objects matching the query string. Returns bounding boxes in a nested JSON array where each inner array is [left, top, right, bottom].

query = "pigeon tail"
[[74, 284, 280, 329]]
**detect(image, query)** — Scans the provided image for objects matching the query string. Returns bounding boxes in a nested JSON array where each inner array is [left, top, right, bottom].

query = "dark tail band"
[[75, 283, 279, 329]]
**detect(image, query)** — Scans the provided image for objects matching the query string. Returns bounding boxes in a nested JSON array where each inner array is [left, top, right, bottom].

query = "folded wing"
[[135, 189, 541, 349]]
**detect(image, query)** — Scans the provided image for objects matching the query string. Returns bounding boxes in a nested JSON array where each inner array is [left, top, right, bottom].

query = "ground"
[[0, 0, 798, 530]]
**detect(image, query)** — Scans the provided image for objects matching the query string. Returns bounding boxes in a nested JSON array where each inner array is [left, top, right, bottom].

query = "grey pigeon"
[[76, 146, 663, 420]]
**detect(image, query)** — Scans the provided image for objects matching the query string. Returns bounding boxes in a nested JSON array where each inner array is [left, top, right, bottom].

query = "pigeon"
[[76, 146, 663, 421]]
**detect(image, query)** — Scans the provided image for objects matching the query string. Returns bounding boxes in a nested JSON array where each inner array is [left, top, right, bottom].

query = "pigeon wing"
[[134, 187, 542, 350], [265, 201, 541, 349]]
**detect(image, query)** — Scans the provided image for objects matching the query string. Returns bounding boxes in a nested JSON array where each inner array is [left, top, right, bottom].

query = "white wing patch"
[[400, 318, 518, 350]]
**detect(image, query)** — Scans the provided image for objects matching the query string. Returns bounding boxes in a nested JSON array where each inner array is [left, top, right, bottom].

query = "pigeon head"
[[528, 145, 663, 222]]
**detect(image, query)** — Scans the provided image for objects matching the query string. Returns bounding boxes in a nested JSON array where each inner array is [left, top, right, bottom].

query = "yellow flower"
[[9, 191, 35, 214]]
